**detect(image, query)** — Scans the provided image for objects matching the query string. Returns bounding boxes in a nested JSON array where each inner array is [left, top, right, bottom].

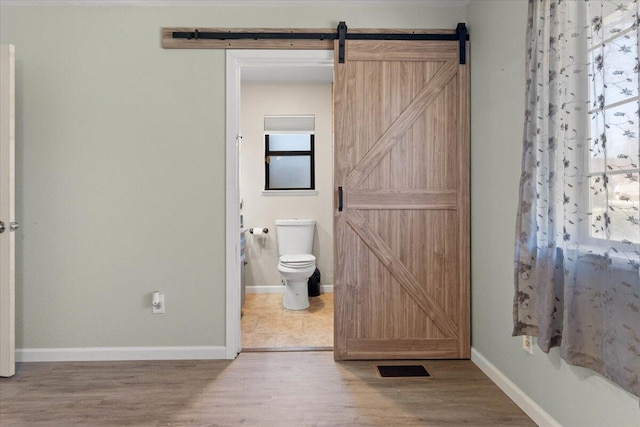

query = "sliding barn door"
[[333, 39, 469, 360]]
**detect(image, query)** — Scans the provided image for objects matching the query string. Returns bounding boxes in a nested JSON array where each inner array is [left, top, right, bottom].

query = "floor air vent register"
[[377, 365, 431, 378]]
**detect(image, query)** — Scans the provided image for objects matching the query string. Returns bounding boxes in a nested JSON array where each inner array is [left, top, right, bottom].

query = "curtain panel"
[[514, 0, 640, 397]]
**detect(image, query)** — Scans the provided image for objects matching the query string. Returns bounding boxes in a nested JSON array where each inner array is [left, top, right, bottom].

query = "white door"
[[0, 44, 16, 377]]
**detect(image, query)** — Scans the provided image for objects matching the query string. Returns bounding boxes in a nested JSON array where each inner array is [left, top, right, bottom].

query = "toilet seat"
[[279, 254, 316, 269]]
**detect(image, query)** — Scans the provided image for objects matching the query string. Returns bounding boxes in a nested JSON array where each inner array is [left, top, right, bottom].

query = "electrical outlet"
[[522, 335, 534, 355], [152, 293, 165, 314]]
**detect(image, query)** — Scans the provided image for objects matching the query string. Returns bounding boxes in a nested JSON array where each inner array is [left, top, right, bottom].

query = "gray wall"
[[0, 4, 465, 347], [1, 1, 638, 425], [468, 1, 639, 425]]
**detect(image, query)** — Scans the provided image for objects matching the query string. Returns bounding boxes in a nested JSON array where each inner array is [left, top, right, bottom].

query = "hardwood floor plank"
[[0, 352, 534, 426]]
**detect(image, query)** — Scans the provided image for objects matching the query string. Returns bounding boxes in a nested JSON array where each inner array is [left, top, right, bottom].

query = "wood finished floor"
[[0, 352, 535, 426], [242, 293, 333, 350]]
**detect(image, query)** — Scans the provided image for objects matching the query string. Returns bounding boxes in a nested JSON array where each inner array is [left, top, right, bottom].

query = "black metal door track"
[[172, 22, 469, 64]]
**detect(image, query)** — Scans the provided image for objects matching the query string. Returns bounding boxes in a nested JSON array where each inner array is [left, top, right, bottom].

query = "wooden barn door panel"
[[334, 40, 469, 360]]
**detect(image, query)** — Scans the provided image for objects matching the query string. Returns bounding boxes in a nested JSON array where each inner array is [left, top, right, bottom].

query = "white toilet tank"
[[276, 219, 316, 255]]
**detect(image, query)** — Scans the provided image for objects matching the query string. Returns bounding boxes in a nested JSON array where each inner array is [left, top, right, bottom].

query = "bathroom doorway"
[[226, 50, 335, 356]]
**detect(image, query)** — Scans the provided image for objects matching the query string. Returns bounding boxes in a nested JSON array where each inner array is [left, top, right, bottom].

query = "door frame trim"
[[0, 44, 16, 377], [225, 49, 333, 359]]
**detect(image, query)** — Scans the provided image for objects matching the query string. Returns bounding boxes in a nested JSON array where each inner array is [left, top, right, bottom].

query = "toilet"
[[276, 219, 316, 310]]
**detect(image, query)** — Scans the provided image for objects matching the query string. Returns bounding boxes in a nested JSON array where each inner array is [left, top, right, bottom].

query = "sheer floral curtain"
[[514, 0, 640, 397]]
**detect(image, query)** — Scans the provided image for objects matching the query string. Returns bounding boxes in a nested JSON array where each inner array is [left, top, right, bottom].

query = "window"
[[265, 133, 315, 190], [587, 5, 639, 244], [263, 115, 315, 191]]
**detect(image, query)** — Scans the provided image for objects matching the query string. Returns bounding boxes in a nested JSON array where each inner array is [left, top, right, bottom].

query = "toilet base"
[[283, 279, 310, 310]]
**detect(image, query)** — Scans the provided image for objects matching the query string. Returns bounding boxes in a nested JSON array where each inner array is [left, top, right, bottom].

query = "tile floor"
[[241, 292, 333, 350]]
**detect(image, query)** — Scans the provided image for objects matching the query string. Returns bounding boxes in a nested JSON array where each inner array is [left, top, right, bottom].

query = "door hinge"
[[265, 155, 271, 164]]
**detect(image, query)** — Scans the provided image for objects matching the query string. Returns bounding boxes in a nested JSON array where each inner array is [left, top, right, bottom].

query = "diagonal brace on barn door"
[[345, 61, 459, 191], [346, 210, 459, 338]]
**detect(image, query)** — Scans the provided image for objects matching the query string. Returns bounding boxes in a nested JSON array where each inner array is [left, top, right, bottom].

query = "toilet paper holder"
[[249, 227, 269, 234]]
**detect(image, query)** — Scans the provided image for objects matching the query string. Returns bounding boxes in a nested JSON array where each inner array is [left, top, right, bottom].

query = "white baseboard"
[[17, 346, 228, 362], [247, 285, 334, 294], [247, 285, 284, 293], [471, 347, 561, 427]]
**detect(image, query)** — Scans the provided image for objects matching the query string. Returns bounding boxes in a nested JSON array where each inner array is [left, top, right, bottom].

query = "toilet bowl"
[[275, 219, 316, 310], [278, 254, 316, 310]]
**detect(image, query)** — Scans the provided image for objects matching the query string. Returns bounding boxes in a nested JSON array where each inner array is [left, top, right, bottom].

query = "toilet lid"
[[279, 254, 316, 268]]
